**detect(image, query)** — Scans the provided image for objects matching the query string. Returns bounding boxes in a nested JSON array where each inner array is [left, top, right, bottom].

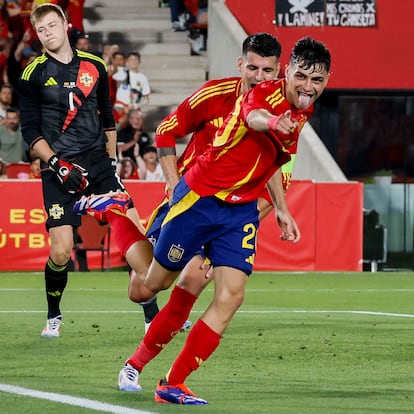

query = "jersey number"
[[242, 223, 257, 250]]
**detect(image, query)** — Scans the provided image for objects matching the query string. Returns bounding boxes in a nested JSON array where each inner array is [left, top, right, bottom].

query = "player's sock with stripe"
[[127, 286, 197, 372], [105, 211, 148, 257], [45, 257, 69, 318], [166, 319, 221, 384]]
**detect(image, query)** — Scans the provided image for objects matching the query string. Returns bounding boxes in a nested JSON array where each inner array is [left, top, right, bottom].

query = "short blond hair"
[[30, 3, 67, 27]]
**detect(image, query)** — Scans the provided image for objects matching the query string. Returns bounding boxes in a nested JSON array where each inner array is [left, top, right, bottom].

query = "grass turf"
[[0, 271, 413, 413]]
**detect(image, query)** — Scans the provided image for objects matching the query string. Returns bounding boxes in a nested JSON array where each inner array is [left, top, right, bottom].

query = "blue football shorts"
[[153, 178, 259, 275]]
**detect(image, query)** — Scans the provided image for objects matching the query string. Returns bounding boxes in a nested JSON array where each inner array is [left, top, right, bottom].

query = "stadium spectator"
[[29, 155, 41, 178], [117, 108, 152, 163], [107, 49, 126, 110], [7, 28, 39, 90], [113, 51, 151, 110], [169, 0, 188, 31], [0, 83, 12, 125], [118, 156, 141, 180], [186, 0, 208, 56], [116, 36, 330, 405], [0, 106, 26, 163], [0, 156, 5, 177], [66, 0, 85, 32], [140, 146, 164, 181], [68, 27, 90, 51]]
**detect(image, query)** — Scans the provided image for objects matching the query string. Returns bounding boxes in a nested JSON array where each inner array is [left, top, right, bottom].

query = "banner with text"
[[275, 0, 376, 27], [0, 180, 362, 272]]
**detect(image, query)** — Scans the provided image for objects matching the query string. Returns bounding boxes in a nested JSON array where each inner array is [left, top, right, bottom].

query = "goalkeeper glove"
[[48, 155, 89, 193]]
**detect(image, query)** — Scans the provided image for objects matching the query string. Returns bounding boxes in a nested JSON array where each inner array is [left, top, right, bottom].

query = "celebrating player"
[[115, 32, 300, 393], [143, 36, 331, 405]]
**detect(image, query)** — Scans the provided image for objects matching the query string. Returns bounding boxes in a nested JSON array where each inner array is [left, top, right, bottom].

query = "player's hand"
[[276, 209, 301, 243], [48, 155, 89, 193], [268, 110, 299, 135]]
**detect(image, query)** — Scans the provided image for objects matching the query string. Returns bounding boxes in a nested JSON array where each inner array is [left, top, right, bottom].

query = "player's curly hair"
[[290, 36, 331, 74], [242, 32, 282, 59]]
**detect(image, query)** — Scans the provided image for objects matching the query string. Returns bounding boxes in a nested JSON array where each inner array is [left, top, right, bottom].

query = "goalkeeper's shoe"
[[118, 363, 143, 392], [73, 191, 130, 222], [41, 315, 62, 338], [154, 378, 207, 405]]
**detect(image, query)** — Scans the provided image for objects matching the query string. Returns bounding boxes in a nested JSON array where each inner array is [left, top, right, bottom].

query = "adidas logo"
[[44, 77, 58, 86]]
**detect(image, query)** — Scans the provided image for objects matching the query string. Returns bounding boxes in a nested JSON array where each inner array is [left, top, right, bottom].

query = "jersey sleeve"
[[240, 80, 281, 121], [155, 78, 238, 149], [18, 64, 44, 149], [155, 89, 203, 148]]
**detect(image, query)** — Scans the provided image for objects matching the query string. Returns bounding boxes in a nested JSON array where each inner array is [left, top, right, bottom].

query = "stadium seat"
[[73, 215, 111, 271], [6, 162, 32, 179]]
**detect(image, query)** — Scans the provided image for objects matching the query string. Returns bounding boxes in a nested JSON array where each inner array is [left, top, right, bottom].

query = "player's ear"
[[236, 56, 244, 74]]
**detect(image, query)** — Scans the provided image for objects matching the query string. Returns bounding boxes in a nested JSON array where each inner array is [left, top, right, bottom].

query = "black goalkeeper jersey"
[[18, 49, 116, 160]]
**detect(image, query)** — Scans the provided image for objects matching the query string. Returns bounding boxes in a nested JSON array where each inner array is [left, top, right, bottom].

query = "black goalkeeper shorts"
[[41, 148, 130, 230]]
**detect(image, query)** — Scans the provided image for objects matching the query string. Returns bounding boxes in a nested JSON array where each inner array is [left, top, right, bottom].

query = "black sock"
[[45, 257, 69, 319], [141, 296, 159, 323]]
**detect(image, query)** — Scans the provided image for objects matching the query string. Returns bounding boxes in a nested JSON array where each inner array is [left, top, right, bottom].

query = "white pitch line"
[[236, 310, 414, 318], [0, 309, 413, 318], [2, 287, 414, 292], [0, 384, 157, 414]]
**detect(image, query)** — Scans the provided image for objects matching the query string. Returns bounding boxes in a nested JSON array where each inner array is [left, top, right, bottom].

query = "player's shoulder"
[[20, 53, 48, 81], [76, 50, 107, 70], [257, 78, 283, 90], [200, 76, 241, 91], [189, 77, 241, 107]]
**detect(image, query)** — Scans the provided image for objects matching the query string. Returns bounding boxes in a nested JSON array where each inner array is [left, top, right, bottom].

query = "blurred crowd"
[[0, 0, 170, 182]]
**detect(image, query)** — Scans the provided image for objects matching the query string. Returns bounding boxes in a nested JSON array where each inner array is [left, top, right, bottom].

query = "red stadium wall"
[[0, 180, 362, 272], [225, 0, 413, 90]]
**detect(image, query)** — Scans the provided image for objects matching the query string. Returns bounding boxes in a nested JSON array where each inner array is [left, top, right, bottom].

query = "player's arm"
[[246, 108, 299, 134], [158, 147, 180, 199], [266, 169, 300, 243], [105, 129, 118, 160], [155, 101, 193, 197]]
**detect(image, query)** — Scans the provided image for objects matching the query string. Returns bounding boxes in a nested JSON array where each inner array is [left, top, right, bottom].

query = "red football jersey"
[[156, 77, 243, 174], [185, 79, 313, 203]]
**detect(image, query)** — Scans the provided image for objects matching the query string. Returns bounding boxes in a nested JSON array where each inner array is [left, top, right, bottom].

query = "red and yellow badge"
[[79, 72, 93, 87]]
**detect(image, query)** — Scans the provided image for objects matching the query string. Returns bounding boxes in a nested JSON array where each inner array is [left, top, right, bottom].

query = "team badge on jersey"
[[168, 244, 184, 263], [49, 204, 64, 220], [80, 72, 93, 87]]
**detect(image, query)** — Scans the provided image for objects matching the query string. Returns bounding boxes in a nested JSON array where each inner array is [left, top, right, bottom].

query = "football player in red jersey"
[[126, 32, 287, 315], [115, 33, 298, 394], [116, 36, 331, 404], [18, 3, 154, 338]]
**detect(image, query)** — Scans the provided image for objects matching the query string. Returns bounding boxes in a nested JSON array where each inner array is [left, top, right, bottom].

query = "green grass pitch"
[[0, 271, 413, 413]]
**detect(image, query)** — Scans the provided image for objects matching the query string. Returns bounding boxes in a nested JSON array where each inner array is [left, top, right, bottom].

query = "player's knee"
[[50, 248, 72, 266], [144, 276, 173, 294], [217, 288, 245, 310]]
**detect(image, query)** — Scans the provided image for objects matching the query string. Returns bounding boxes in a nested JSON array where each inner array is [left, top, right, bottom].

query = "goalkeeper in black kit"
[[18, 3, 154, 337]]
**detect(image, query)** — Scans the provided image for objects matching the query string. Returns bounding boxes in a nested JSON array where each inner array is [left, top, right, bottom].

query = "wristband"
[[267, 115, 281, 131], [47, 154, 59, 171], [110, 158, 117, 171]]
